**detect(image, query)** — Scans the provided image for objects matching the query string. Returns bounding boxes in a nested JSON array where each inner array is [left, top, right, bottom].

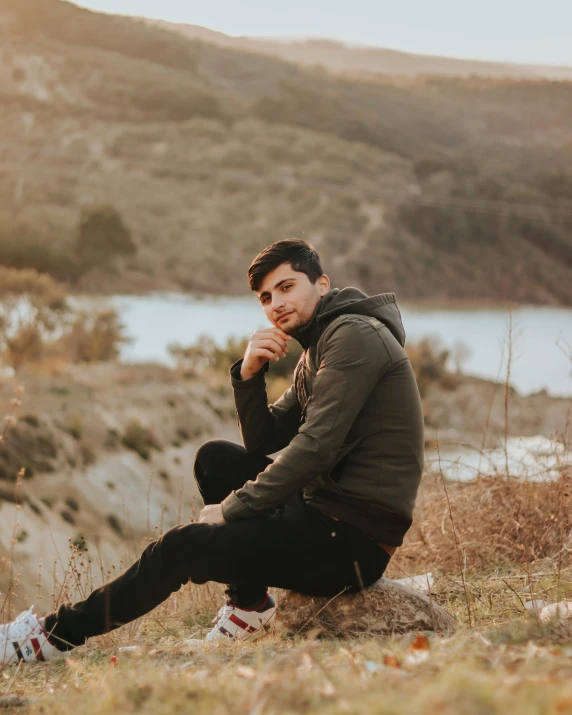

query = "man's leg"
[[40, 439, 272, 650], [42, 497, 389, 651], [193, 439, 272, 608], [193, 439, 272, 506]]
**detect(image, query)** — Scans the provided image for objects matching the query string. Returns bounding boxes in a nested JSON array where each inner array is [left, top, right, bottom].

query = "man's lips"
[[276, 312, 293, 323]]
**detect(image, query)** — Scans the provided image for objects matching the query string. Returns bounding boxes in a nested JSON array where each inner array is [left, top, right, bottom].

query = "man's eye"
[[282, 285, 292, 291]]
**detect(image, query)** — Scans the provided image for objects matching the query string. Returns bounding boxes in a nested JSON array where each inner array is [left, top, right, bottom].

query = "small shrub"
[[49, 386, 70, 397], [107, 514, 123, 536], [406, 338, 451, 397], [0, 420, 58, 481], [20, 414, 40, 428], [60, 509, 76, 525], [0, 267, 69, 371], [58, 309, 130, 363], [75, 205, 136, 276], [80, 441, 96, 466], [71, 534, 88, 552], [104, 428, 120, 450], [64, 417, 83, 440], [122, 421, 162, 461], [16, 529, 28, 543], [64, 496, 80, 512]]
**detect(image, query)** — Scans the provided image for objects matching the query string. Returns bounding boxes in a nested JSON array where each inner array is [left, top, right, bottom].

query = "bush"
[[121, 421, 162, 461], [57, 309, 130, 363], [0, 267, 70, 370], [64, 496, 80, 512], [0, 418, 58, 481], [75, 206, 136, 277], [107, 514, 124, 536], [406, 338, 455, 397]]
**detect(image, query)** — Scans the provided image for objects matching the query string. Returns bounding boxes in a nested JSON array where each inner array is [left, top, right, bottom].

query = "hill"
[[146, 18, 572, 82], [0, 0, 572, 302]]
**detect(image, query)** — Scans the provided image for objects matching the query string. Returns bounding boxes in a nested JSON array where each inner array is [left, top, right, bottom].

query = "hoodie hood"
[[296, 288, 406, 349]]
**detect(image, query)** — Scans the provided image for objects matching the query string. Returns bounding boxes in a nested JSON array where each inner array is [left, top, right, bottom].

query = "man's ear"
[[317, 274, 330, 296]]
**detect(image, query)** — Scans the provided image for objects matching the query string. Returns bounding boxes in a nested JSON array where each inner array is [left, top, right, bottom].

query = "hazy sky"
[[73, 0, 572, 67]]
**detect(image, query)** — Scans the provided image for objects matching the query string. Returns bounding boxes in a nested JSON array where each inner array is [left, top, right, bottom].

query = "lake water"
[[426, 436, 572, 482], [101, 294, 572, 397]]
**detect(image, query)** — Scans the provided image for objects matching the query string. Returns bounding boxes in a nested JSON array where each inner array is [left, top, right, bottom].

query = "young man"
[[0, 239, 424, 662]]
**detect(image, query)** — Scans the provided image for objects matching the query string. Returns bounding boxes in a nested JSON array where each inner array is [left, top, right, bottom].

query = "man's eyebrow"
[[258, 277, 297, 299]]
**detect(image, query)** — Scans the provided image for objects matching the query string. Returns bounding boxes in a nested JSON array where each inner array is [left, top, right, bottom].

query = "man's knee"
[[194, 439, 237, 465], [193, 440, 244, 486]]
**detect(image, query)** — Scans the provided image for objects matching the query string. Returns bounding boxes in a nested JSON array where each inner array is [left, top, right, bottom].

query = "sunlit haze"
[[73, 0, 572, 67]]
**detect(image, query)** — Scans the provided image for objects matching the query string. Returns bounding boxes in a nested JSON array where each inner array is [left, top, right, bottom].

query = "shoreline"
[[69, 289, 572, 312]]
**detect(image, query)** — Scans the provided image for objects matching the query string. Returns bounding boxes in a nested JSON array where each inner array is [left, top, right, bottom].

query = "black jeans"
[[44, 440, 389, 650]]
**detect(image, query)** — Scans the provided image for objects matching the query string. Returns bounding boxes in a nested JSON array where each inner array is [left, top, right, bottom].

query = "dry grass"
[[0, 467, 571, 713], [391, 472, 572, 575], [1, 569, 572, 715]]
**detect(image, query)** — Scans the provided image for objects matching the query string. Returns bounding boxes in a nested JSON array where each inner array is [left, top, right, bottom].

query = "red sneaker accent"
[[31, 638, 45, 662]]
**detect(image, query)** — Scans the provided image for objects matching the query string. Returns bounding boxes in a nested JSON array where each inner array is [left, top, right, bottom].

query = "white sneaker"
[[0, 607, 66, 665], [204, 594, 276, 643]]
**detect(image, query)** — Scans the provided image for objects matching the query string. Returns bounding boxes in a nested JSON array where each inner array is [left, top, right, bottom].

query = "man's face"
[[257, 263, 330, 334]]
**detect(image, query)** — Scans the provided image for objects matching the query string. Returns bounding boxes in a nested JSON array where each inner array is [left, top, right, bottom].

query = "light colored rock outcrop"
[[276, 578, 457, 638]]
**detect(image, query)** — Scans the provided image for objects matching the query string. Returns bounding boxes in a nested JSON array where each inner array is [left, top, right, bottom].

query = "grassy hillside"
[[1, 0, 572, 302]]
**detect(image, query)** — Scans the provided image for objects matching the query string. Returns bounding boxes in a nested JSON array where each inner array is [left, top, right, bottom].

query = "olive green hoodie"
[[221, 288, 425, 546]]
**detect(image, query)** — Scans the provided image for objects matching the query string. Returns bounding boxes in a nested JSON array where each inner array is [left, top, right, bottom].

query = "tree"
[[75, 206, 136, 276]]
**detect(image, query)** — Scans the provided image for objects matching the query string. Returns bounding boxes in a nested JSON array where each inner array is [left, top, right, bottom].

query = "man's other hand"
[[241, 327, 292, 380], [198, 504, 226, 525]]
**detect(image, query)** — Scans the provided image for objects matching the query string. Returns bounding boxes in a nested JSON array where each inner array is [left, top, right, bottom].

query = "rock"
[[524, 599, 550, 616], [276, 578, 457, 638], [539, 601, 572, 623], [394, 572, 434, 592]]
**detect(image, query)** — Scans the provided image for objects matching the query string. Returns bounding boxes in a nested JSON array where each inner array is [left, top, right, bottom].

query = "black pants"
[[44, 440, 389, 649]]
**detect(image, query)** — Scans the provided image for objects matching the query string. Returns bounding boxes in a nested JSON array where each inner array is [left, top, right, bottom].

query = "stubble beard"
[[275, 312, 297, 334]]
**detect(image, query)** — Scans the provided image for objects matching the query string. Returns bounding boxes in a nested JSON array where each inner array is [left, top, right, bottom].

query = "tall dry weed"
[[392, 472, 572, 576]]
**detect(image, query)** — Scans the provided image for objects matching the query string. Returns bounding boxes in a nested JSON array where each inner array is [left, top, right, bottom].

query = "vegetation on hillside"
[[0, 0, 571, 303], [0, 267, 127, 370]]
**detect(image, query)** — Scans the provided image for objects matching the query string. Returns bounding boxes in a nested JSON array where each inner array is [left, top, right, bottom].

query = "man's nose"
[[271, 293, 286, 309]]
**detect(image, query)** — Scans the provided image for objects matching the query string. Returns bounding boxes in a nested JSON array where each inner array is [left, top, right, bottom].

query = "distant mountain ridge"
[[143, 18, 572, 81]]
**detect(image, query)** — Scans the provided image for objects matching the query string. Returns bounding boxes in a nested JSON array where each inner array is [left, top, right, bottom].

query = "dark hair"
[[248, 239, 324, 291]]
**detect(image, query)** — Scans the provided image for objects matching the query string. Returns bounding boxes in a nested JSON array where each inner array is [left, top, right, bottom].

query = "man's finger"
[[252, 327, 291, 342], [252, 337, 288, 355], [251, 348, 282, 362]]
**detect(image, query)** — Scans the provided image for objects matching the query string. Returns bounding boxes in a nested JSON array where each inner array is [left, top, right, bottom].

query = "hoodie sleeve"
[[221, 317, 394, 520], [230, 359, 303, 456]]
